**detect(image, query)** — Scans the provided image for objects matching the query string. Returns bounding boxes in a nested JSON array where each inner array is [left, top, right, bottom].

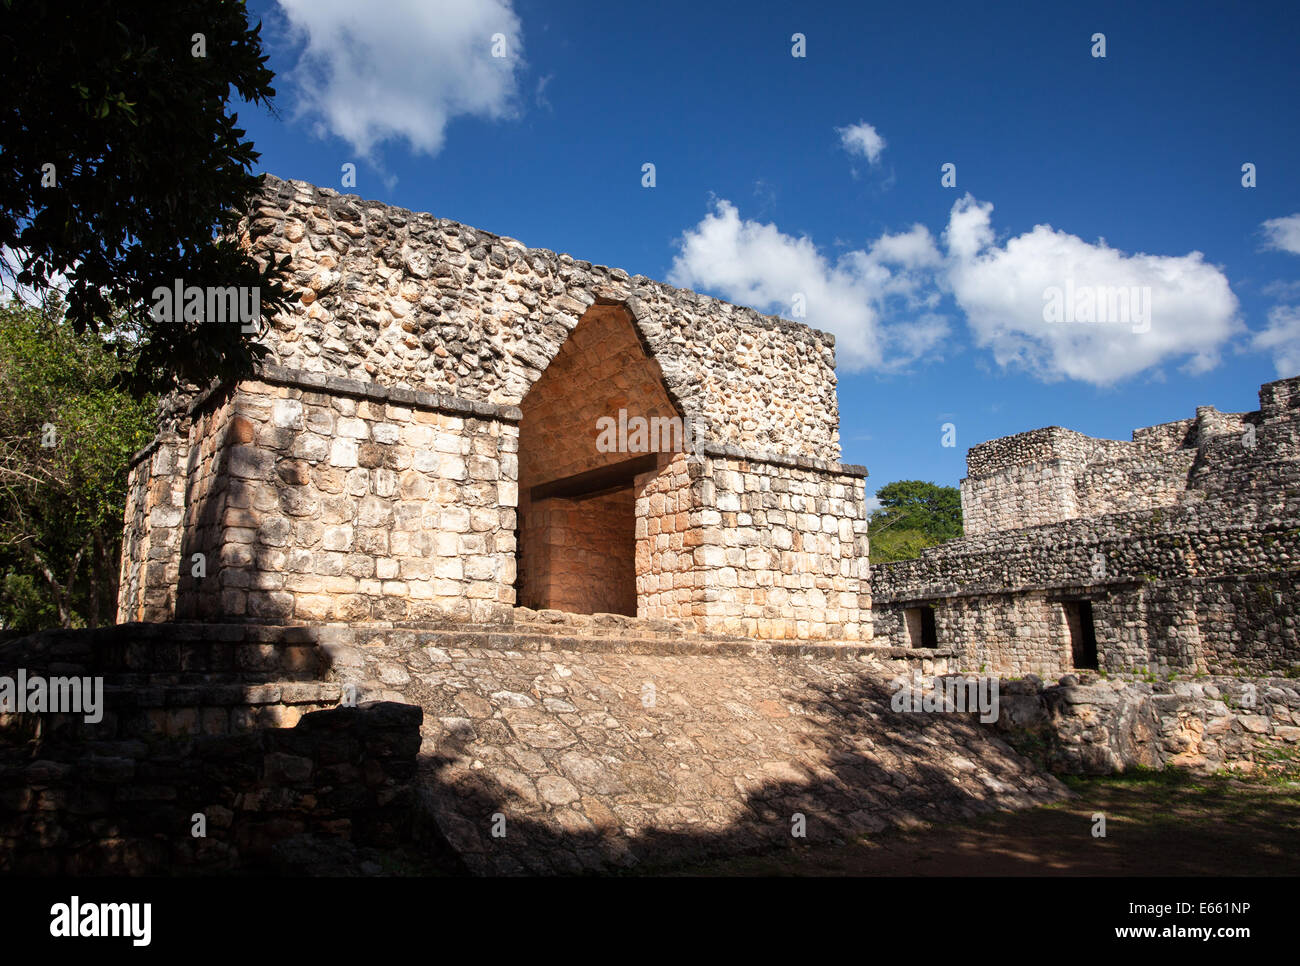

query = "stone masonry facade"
[[117, 175, 869, 640], [875, 375, 1300, 677]]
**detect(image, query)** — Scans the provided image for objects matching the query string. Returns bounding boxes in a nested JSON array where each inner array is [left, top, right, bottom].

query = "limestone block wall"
[[683, 447, 870, 640], [172, 369, 521, 625], [635, 453, 696, 622], [116, 433, 189, 623], [872, 590, 1074, 676], [960, 459, 1080, 536], [520, 490, 636, 616], [247, 175, 842, 460]]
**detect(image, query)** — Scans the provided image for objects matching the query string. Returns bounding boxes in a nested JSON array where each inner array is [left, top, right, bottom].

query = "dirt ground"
[[654, 770, 1300, 876]]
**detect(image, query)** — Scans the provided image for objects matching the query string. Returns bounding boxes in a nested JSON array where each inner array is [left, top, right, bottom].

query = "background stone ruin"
[[874, 375, 1300, 677]]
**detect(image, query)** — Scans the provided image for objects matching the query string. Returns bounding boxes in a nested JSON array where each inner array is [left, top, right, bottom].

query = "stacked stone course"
[[118, 175, 871, 640], [172, 369, 519, 627], [876, 375, 1300, 676], [995, 674, 1300, 776]]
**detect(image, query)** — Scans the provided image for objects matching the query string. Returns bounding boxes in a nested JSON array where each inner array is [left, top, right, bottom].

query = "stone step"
[[0, 693, 341, 742]]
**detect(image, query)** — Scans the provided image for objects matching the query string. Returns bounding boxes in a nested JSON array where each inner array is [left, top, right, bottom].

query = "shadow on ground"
[[656, 770, 1300, 876]]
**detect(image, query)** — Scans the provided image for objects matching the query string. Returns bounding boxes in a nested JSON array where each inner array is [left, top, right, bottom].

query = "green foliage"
[[1, 572, 57, 630], [868, 480, 963, 562], [868, 527, 938, 564], [0, 298, 156, 629], [0, 0, 292, 396]]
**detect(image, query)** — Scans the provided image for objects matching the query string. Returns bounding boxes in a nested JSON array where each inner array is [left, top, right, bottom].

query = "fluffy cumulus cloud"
[[943, 195, 1242, 385], [668, 194, 1247, 385], [1253, 305, 1300, 377], [275, 0, 525, 160], [1256, 213, 1300, 376], [1261, 213, 1300, 256], [666, 201, 948, 371], [837, 121, 886, 164]]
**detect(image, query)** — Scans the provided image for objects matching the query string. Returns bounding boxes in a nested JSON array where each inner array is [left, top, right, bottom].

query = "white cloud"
[[534, 73, 553, 111], [275, 0, 525, 161], [1256, 215, 1300, 375], [837, 122, 886, 164], [942, 194, 1242, 385], [1253, 305, 1300, 377], [666, 201, 948, 371], [667, 194, 1245, 386], [1261, 213, 1300, 255], [1262, 279, 1300, 300], [865, 223, 943, 270]]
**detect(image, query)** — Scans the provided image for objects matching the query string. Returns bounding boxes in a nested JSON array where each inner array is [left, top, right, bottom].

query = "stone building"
[[873, 376, 1300, 676], [116, 176, 871, 641]]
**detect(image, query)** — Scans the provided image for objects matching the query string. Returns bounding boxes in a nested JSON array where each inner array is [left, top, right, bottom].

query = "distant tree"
[[0, 297, 156, 629], [0, 0, 291, 396], [868, 480, 963, 563]]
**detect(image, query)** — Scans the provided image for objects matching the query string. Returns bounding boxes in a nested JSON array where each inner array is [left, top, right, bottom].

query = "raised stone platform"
[[337, 627, 1062, 874], [1, 617, 1056, 874]]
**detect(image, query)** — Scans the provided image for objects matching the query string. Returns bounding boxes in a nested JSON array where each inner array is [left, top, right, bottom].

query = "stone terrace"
[[0, 617, 1058, 875]]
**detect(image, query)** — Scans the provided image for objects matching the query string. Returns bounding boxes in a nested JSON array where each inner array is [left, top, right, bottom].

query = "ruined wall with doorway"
[[875, 376, 1300, 675], [513, 301, 681, 615], [237, 175, 840, 456], [118, 176, 870, 640]]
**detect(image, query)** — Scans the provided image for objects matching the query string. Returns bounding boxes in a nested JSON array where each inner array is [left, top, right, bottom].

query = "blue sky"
[[240, 0, 1300, 497]]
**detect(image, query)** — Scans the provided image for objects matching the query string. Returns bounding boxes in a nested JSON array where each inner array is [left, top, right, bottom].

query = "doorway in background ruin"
[[904, 606, 938, 648], [1063, 600, 1098, 669], [514, 302, 684, 616]]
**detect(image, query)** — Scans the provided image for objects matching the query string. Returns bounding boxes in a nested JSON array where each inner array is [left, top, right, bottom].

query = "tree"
[[868, 480, 963, 563], [0, 296, 156, 629], [0, 0, 292, 397]]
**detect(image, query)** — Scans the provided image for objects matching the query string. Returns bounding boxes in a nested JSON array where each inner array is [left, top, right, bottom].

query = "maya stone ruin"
[[874, 375, 1300, 678], [116, 175, 873, 643], [116, 174, 1300, 683], [6, 175, 1295, 875]]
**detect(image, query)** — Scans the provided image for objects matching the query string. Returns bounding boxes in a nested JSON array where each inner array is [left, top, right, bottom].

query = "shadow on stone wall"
[[0, 624, 447, 875], [1, 623, 1070, 876], [405, 664, 1064, 875]]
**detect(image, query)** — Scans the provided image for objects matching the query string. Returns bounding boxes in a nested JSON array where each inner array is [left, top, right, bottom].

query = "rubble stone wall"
[[246, 175, 842, 459], [995, 674, 1300, 776], [876, 376, 1300, 676], [117, 176, 869, 640]]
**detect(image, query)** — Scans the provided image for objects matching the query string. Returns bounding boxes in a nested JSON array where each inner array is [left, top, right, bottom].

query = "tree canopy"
[[868, 479, 963, 563], [0, 297, 156, 629], [0, 0, 291, 396]]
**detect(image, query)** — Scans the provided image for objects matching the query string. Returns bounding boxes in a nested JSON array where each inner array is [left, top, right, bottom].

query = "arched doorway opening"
[[515, 302, 685, 615]]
